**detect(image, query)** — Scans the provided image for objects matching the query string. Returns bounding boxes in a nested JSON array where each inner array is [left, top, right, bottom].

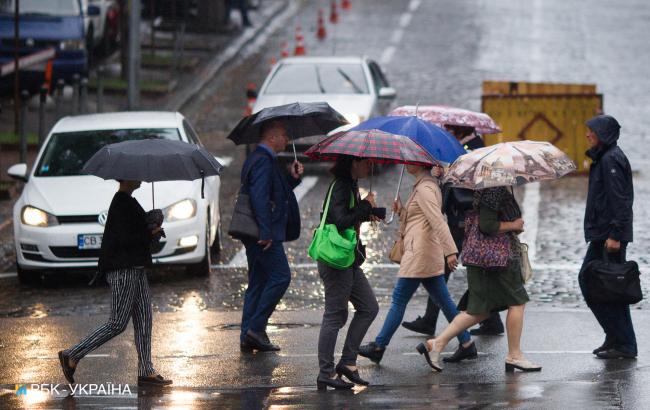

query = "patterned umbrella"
[[390, 105, 502, 134], [443, 140, 576, 189], [305, 129, 436, 166]]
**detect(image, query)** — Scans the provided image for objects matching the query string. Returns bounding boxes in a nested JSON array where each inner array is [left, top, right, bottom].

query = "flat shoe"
[[138, 374, 173, 386], [58, 351, 75, 384]]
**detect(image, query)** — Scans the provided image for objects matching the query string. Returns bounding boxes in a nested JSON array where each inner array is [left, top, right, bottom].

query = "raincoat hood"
[[586, 115, 620, 146]]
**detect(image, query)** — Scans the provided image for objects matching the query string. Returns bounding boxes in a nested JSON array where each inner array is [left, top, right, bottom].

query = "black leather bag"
[[228, 192, 259, 241], [582, 252, 642, 305]]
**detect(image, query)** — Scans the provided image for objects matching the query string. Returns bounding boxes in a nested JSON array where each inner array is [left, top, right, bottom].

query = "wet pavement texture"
[[1, 0, 650, 407]]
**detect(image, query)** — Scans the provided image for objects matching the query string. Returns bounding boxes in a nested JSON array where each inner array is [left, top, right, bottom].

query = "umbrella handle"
[[151, 181, 155, 209], [385, 165, 405, 224]]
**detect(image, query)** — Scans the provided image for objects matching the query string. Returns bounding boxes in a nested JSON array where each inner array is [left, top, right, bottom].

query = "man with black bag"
[[235, 120, 304, 353], [579, 114, 638, 360]]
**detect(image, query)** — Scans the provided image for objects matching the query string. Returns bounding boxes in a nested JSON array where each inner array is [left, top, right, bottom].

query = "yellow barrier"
[[481, 81, 603, 173]]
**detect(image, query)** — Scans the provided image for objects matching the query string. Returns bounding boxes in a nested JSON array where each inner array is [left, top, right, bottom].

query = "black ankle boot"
[[316, 375, 354, 391], [443, 341, 478, 363], [358, 342, 385, 364], [336, 364, 369, 385]]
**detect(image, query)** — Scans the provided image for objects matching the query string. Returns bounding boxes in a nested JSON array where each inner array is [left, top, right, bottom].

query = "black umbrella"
[[226, 102, 348, 159], [83, 139, 223, 208]]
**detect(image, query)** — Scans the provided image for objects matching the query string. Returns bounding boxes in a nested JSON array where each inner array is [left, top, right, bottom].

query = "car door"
[[367, 60, 393, 116]]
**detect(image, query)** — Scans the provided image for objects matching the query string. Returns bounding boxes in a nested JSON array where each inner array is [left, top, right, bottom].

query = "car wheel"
[[186, 222, 211, 277], [16, 259, 40, 285]]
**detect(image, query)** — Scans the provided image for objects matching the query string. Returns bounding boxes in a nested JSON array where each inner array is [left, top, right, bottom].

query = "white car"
[[252, 56, 396, 157], [83, 0, 120, 51], [8, 112, 221, 284]]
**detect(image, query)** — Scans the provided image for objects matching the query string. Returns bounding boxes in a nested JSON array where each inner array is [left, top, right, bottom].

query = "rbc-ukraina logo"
[[15, 384, 27, 396]]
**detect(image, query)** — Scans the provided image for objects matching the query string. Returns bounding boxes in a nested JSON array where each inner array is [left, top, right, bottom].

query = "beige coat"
[[397, 174, 458, 278]]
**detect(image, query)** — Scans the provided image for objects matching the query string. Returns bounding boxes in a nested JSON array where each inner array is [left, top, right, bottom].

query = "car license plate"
[[78, 234, 103, 250]]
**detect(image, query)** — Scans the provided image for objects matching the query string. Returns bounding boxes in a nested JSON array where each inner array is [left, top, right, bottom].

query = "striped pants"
[[65, 268, 155, 377]]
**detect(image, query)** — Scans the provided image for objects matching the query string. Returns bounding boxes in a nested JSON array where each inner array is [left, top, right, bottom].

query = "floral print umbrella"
[[443, 140, 576, 189], [390, 105, 502, 134]]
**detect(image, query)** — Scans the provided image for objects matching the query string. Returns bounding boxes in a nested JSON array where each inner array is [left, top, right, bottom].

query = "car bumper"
[[15, 216, 207, 271]]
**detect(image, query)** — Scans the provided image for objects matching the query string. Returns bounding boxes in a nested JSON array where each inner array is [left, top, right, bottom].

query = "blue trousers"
[[579, 240, 637, 355], [375, 276, 471, 347], [241, 241, 291, 341]]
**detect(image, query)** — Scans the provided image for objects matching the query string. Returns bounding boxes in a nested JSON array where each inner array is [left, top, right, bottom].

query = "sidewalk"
[[0, 304, 648, 408]]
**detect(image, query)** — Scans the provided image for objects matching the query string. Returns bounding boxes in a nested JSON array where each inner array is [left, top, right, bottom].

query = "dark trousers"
[[317, 262, 378, 378], [65, 268, 155, 377], [421, 226, 503, 330], [225, 0, 251, 25], [241, 241, 291, 341], [579, 240, 637, 355]]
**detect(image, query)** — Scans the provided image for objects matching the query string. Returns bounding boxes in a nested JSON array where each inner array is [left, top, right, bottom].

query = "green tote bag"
[[308, 180, 357, 270]]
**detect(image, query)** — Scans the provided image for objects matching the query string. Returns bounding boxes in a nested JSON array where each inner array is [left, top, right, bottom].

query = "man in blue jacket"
[[240, 120, 304, 352], [579, 114, 636, 359]]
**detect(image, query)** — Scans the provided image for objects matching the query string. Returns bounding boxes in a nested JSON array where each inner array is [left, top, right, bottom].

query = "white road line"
[[521, 183, 541, 262], [399, 12, 413, 28], [0, 272, 16, 279], [408, 0, 422, 12], [211, 262, 583, 271], [225, 176, 319, 268], [380, 46, 397, 65], [390, 28, 404, 45]]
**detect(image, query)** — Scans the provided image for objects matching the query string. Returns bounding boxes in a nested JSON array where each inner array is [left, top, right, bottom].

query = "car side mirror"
[[8, 163, 28, 182], [87, 5, 101, 16], [378, 87, 397, 99]]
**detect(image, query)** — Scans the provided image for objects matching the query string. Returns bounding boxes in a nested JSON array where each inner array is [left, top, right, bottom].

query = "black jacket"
[[584, 115, 633, 243], [322, 177, 373, 267], [98, 191, 153, 273]]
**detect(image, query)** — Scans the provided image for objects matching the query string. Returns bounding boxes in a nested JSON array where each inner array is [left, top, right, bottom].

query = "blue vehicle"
[[0, 0, 98, 94]]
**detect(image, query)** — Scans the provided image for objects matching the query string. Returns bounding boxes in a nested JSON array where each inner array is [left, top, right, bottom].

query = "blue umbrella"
[[351, 115, 466, 163], [352, 116, 466, 224]]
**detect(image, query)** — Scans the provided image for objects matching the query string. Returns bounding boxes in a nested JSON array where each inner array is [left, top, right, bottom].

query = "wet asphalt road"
[[2, 0, 650, 408]]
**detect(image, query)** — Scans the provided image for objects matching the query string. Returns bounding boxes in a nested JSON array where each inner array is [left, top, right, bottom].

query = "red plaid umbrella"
[[305, 129, 435, 166]]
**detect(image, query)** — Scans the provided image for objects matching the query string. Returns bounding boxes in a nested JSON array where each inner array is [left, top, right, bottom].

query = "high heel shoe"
[[416, 342, 443, 372], [336, 364, 369, 386], [316, 375, 354, 391], [505, 357, 542, 372]]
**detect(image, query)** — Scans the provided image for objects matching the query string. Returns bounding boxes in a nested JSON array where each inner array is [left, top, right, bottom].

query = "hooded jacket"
[[584, 115, 633, 243]]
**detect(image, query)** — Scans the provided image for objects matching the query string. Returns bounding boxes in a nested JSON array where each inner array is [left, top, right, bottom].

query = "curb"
[[165, 0, 297, 112]]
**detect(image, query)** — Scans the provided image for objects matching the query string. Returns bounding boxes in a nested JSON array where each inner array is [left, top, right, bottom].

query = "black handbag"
[[227, 191, 259, 241], [581, 251, 642, 305]]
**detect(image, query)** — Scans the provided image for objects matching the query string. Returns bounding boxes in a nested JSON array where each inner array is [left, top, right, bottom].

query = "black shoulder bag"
[[228, 159, 260, 241], [582, 249, 642, 305]]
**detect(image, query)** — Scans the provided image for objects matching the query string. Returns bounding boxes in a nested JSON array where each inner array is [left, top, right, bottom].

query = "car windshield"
[[0, 0, 80, 16], [265, 63, 369, 95], [35, 128, 182, 177]]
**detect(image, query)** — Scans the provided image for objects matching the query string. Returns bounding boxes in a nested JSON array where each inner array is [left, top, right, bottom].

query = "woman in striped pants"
[[58, 180, 172, 387]]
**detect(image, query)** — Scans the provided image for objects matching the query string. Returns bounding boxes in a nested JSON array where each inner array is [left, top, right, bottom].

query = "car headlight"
[[164, 199, 196, 222], [343, 113, 361, 127], [21, 206, 59, 227], [60, 39, 85, 51]]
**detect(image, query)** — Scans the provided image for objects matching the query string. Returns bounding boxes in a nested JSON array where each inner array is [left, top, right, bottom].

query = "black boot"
[[358, 342, 385, 364], [443, 341, 478, 363], [336, 364, 369, 385], [401, 316, 436, 335], [469, 313, 504, 335], [316, 375, 354, 391]]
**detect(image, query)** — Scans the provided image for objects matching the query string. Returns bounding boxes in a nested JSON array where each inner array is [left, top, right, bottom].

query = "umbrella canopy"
[[443, 140, 576, 189], [227, 102, 348, 145], [305, 129, 435, 166], [390, 105, 502, 134], [351, 115, 465, 164], [83, 139, 223, 182]]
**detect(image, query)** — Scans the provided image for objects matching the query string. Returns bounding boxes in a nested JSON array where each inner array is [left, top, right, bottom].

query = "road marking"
[[408, 0, 422, 12], [0, 219, 11, 232], [380, 46, 397, 65], [211, 262, 584, 271], [403, 350, 593, 356], [399, 11, 413, 28], [215, 156, 233, 167], [390, 29, 404, 45], [521, 183, 541, 262], [0, 272, 17, 279], [225, 176, 319, 268]]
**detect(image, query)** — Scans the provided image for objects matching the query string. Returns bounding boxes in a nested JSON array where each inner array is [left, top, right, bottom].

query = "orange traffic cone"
[[341, 0, 351, 10], [244, 83, 257, 116], [330, 1, 339, 24], [317, 9, 327, 40], [294, 25, 306, 55], [280, 41, 290, 58]]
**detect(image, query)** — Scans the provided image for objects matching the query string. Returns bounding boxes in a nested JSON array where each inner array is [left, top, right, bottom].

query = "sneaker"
[[469, 323, 504, 336], [443, 341, 478, 363]]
